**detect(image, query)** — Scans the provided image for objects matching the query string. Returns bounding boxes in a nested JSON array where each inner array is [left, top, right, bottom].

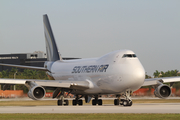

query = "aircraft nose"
[[130, 67, 145, 90], [135, 67, 145, 81]]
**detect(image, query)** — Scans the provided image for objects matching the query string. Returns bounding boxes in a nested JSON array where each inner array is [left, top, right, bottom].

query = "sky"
[[1, 0, 180, 76]]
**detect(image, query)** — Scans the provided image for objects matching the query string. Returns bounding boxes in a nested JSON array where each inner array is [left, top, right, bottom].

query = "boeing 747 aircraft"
[[0, 14, 180, 106]]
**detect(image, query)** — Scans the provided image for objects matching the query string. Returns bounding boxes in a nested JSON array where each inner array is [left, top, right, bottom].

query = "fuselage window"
[[122, 54, 137, 58]]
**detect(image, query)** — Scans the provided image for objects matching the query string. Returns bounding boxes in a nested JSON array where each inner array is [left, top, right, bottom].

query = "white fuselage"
[[46, 50, 145, 95]]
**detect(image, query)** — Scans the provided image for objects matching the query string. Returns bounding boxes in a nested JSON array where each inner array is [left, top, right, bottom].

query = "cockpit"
[[122, 54, 137, 58]]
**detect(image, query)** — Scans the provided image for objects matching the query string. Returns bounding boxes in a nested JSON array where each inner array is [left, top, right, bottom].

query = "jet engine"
[[154, 84, 171, 99], [28, 86, 46, 100]]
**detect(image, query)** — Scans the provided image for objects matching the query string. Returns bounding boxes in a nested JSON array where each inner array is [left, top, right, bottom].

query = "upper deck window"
[[122, 54, 137, 58]]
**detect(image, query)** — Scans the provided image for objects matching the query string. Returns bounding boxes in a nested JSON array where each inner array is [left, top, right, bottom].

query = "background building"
[[0, 51, 80, 72]]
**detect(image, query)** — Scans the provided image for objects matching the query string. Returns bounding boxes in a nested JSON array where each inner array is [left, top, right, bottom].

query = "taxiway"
[[0, 103, 180, 113]]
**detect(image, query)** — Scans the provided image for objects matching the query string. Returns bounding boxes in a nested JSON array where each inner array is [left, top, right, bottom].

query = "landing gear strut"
[[57, 90, 69, 106], [92, 95, 102, 106], [114, 90, 133, 107], [72, 95, 83, 106]]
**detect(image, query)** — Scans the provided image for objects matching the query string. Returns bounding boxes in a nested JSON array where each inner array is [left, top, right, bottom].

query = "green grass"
[[1, 99, 180, 106], [0, 113, 179, 120]]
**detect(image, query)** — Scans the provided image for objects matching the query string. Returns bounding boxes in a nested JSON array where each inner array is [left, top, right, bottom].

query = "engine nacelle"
[[154, 84, 171, 99], [28, 86, 46, 100]]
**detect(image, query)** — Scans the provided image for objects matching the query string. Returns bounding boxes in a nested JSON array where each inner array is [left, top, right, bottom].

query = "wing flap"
[[33, 80, 71, 88], [0, 78, 26, 84], [0, 78, 90, 90], [34, 80, 89, 90]]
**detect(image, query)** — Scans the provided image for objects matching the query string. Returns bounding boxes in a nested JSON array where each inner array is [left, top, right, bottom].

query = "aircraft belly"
[[85, 74, 125, 94], [51, 73, 120, 94]]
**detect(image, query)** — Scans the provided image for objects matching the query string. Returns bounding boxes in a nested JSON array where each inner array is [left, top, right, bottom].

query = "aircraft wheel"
[[57, 100, 63, 106], [64, 100, 69, 106], [114, 99, 119, 105], [72, 100, 77, 106], [128, 101, 132, 106], [78, 99, 83, 106], [120, 99, 124, 105], [123, 100, 129, 106], [92, 99, 96, 105], [98, 99, 102, 105]]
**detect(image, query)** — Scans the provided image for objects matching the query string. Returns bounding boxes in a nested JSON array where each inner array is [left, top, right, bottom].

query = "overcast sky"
[[1, 1, 180, 75]]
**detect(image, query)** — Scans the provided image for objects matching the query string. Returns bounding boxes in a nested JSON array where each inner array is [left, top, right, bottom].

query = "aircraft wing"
[[0, 78, 90, 90], [142, 76, 180, 86], [0, 63, 50, 72]]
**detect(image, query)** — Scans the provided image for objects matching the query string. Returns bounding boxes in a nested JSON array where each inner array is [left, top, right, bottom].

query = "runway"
[[0, 103, 180, 113]]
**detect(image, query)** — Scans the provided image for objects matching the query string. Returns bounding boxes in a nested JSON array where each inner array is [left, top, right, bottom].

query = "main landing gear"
[[72, 95, 83, 106], [55, 89, 132, 106], [92, 95, 102, 106], [114, 90, 133, 107], [57, 93, 83, 106], [72, 95, 103, 106], [57, 91, 69, 106]]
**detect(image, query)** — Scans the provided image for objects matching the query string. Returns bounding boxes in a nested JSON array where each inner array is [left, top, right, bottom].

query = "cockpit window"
[[122, 54, 137, 58], [132, 54, 137, 57]]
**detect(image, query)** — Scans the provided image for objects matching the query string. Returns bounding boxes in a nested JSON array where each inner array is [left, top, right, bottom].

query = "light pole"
[[14, 71, 17, 90]]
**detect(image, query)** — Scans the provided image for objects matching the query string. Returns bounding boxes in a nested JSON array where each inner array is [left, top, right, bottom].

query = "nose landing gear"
[[114, 90, 133, 106], [120, 99, 132, 106]]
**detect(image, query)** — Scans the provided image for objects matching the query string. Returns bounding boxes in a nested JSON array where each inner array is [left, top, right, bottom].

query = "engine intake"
[[28, 86, 46, 100], [154, 84, 171, 99]]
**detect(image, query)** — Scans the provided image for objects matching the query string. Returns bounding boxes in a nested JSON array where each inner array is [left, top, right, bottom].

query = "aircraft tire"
[[128, 101, 132, 106], [72, 100, 77, 106], [57, 100, 63, 106], [123, 100, 132, 107], [98, 99, 102, 105], [78, 99, 83, 106], [114, 99, 119, 105], [123, 100, 129, 106], [64, 100, 69, 106], [92, 99, 96, 105], [120, 99, 124, 105]]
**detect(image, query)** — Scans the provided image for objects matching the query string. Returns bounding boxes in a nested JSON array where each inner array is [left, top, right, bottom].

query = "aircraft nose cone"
[[130, 67, 145, 90], [135, 67, 145, 81]]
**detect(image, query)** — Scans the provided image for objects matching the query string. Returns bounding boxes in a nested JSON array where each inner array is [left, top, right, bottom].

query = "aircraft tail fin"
[[43, 14, 62, 61]]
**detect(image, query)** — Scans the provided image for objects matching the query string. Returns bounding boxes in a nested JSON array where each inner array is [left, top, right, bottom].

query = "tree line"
[[0, 68, 49, 93], [145, 69, 180, 89]]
